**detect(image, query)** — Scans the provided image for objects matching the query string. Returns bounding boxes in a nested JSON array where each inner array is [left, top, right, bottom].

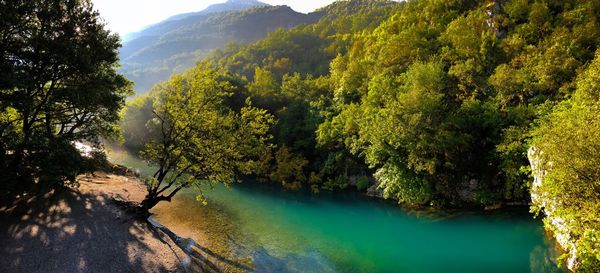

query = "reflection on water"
[[530, 245, 566, 273], [108, 148, 565, 273]]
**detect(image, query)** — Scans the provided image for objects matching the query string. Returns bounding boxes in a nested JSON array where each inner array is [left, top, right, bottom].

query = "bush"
[[356, 176, 370, 191]]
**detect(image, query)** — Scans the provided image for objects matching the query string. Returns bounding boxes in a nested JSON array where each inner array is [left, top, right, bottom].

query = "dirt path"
[[0, 173, 188, 273]]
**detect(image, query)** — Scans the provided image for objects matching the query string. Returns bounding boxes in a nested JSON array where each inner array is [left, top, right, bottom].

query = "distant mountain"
[[122, 0, 269, 43], [163, 0, 269, 23], [120, 4, 320, 94], [120, 0, 397, 94]]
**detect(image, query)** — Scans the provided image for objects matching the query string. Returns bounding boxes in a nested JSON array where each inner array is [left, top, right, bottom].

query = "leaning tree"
[[139, 67, 273, 212]]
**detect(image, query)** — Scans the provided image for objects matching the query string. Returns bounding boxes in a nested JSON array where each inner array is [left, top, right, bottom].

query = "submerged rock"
[[252, 247, 336, 273], [484, 203, 503, 211]]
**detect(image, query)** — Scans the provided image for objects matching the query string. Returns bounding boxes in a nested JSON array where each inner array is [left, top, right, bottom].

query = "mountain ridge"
[[162, 0, 270, 24], [120, 5, 319, 93], [122, 0, 270, 43]]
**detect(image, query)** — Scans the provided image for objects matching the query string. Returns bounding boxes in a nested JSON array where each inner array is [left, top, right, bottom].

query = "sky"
[[92, 0, 338, 35]]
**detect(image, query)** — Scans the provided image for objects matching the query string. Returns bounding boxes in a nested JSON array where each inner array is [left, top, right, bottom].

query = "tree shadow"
[[0, 186, 184, 273], [148, 217, 253, 273], [188, 242, 254, 273]]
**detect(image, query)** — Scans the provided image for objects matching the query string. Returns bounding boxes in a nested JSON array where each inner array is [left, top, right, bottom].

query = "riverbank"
[[103, 147, 569, 272], [0, 172, 188, 273]]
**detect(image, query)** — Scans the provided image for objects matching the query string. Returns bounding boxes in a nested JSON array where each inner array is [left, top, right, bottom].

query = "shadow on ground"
[[0, 186, 183, 273]]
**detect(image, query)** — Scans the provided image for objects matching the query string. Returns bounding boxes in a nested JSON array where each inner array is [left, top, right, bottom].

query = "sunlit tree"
[[139, 67, 273, 211]]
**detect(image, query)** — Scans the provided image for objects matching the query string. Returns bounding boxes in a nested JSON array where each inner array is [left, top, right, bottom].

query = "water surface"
[[109, 148, 564, 273]]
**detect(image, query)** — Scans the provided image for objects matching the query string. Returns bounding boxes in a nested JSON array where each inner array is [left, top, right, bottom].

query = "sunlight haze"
[[92, 0, 338, 35]]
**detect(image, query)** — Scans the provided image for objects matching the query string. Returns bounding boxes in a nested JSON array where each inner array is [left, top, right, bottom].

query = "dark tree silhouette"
[[0, 0, 131, 196]]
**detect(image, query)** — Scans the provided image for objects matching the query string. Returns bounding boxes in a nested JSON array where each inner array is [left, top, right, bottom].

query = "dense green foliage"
[[122, 0, 600, 268], [123, 0, 397, 192], [132, 66, 273, 210], [0, 0, 131, 196], [532, 51, 600, 271], [123, 0, 600, 199]]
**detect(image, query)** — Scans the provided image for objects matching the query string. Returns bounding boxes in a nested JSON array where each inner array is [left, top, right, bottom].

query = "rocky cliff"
[[528, 146, 577, 271]]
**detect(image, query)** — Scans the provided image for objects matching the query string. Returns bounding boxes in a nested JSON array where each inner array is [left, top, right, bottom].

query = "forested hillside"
[[121, 0, 600, 270], [120, 1, 321, 93]]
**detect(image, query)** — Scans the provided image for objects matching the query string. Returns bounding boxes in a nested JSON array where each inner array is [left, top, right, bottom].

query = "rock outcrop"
[[528, 146, 578, 271], [366, 180, 384, 198]]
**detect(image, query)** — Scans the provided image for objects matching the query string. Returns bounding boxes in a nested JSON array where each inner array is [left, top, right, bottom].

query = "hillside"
[[120, 2, 320, 94]]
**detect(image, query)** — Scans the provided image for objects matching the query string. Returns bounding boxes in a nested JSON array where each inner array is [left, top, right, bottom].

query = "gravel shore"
[[0, 173, 188, 273]]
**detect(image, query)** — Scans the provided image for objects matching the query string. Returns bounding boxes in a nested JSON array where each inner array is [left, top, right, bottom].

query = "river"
[[108, 148, 565, 273]]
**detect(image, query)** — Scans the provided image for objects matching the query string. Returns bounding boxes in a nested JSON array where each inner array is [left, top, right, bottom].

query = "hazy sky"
[[92, 0, 338, 35]]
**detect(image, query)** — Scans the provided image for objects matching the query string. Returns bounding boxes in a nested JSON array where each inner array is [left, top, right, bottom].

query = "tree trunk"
[[141, 180, 188, 211], [140, 194, 172, 213]]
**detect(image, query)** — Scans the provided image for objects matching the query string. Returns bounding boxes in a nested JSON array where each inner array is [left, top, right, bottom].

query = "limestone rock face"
[[528, 146, 578, 271], [366, 181, 384, 198]]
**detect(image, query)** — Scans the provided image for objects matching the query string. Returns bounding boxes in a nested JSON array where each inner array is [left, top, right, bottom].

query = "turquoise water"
[[109, 149, 565, 273]]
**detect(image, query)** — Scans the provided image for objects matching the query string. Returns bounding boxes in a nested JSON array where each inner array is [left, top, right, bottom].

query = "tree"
[[270, 146, 308, 190], [139, 67, 273, 211], [0, 0, 131, 195], [357, 61, 450, 205], [248, 67, 281, 111]]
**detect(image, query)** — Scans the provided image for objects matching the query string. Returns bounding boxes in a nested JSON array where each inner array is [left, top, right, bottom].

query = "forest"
[[1, 0, 599, 271]]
